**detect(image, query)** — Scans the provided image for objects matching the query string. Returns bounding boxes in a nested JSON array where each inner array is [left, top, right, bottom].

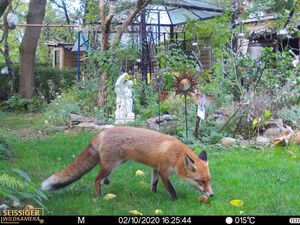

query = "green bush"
[[0, 134, 14, 160], [0, 64, 76, 101], [1, 95, 46, 113], [43, 79, 103, 126], [0, 168, 47, 209], [35, 66, 76, 101], [133, 79, 161, 119], [277, 105, 300, 129]]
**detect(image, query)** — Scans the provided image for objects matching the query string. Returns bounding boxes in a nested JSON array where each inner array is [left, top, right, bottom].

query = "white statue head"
[[125, 80, 133, 88]]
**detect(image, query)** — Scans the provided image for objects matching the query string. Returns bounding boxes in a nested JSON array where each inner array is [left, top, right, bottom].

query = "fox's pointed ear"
[[184, 154, 196, 172], [199, 150, 208, 162]]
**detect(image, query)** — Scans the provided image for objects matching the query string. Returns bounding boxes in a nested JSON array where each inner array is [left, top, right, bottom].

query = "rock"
[[214, 108, 229, 116], [147, 122, 159, 131], [56, 126, 68, 131], [161, 114, 176, 121], [69, 114, 105, 127], [256, 136, 271, 145], [211, 108, 230, 128], [266, 119, 283, 129], [221, 137, 237, 147], [215, 116, 226, 128], [212, 113, 219, 119], [76, 122, 99, 130], [263, 127, 282, 140], [240, 139, 254, 147], [146, 114, 177, 134], [76, 122, 114, 131], [147, 114, 177, 130], [99, 125, 115, 130]]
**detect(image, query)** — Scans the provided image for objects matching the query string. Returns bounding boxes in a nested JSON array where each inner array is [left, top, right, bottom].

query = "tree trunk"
[[19, 0, 47, 98], [97, 0, 115, 106], [97, 74, 107, 106], [0, 0, 9, 18], [101, 23, 110, 51]]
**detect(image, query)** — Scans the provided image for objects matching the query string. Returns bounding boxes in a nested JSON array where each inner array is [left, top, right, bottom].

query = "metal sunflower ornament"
[[174, 71, 198, 138], [175, 72, 197, 96]]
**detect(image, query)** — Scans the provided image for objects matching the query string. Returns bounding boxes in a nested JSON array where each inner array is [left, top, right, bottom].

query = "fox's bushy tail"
[[41, 142, 100, 191]]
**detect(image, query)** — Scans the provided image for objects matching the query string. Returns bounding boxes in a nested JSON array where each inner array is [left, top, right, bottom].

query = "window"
[[54, 50, 60, 67]]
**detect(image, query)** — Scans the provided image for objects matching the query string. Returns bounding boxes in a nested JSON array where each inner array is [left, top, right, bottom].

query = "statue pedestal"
[[114, 112, 135, 125]]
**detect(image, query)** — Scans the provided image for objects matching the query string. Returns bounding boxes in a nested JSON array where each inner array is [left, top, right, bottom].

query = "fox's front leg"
[[158, 170, 178, 200]]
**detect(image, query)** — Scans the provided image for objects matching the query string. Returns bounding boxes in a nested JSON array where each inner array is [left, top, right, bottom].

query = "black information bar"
[[1, 215, 299, 225]]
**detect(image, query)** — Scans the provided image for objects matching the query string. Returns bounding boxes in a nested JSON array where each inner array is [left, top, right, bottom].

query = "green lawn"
[[1, 112, 300, 215]]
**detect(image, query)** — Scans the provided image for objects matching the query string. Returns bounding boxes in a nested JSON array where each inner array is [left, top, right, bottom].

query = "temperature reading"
[[235, 216, 255, 224]]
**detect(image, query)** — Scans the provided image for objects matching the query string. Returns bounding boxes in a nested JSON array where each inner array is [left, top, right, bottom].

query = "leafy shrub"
[[157, 43, 197, 73], [0, 168, 47, 209], [277, 105, 300, 129], [0, 64, 76, 101], [133, 78, 159, 118], [0, 134, 14, 160], [35, 67, 76, 101], [1, 95, 46, 113], [43, 79, 103, 126]]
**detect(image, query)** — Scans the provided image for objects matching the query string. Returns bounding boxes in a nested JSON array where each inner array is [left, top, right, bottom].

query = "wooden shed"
[[47, 43, 87, 69]]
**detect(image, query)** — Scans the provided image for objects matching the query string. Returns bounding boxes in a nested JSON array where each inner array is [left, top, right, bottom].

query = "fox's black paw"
[[103, 177, 110, 185]]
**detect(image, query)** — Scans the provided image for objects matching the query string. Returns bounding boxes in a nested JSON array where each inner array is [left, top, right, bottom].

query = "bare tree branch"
[[112, 0, 151, 48], [50, 0, 62, 8], [99, 0, 116, 51], [99, 0, 105, 25], [50, 0, 70, 24], [105, 0, 115, 24]]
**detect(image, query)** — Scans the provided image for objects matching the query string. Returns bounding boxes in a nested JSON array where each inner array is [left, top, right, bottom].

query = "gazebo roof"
[[115, 0, 224, 27], [144, 0, 224, 25]]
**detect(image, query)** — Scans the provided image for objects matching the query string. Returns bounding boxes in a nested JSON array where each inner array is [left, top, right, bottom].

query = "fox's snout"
[[202, 185, 214, 197], [204, 191, 214, 197]]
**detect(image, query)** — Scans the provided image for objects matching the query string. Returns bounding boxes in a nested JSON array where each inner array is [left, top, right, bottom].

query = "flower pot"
[[159, 91, 170, 101]]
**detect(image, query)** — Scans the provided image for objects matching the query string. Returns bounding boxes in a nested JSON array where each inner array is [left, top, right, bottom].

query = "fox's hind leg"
[[151, 168, 159, 192], [95, 163, 117, 195]]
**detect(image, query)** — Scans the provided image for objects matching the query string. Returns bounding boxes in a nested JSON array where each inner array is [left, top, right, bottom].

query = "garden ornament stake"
[[175, 72, 197, 138]]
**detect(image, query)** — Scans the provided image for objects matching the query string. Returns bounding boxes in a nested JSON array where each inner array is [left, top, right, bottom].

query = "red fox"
[[41, 126, 213, 200]]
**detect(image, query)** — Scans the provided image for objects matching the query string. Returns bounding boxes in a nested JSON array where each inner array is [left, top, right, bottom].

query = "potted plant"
[[159, 72, 175, 101]]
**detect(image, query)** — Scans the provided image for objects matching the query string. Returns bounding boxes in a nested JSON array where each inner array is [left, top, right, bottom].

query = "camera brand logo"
[[0, 208, 44, 224], [290, 218, 300, 224]]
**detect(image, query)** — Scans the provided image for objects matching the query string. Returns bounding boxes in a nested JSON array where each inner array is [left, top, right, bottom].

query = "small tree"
[[97, 0, 151, 106]]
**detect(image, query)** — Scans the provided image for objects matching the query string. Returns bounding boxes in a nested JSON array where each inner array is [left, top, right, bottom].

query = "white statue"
[[115, 73, 135, 124]]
